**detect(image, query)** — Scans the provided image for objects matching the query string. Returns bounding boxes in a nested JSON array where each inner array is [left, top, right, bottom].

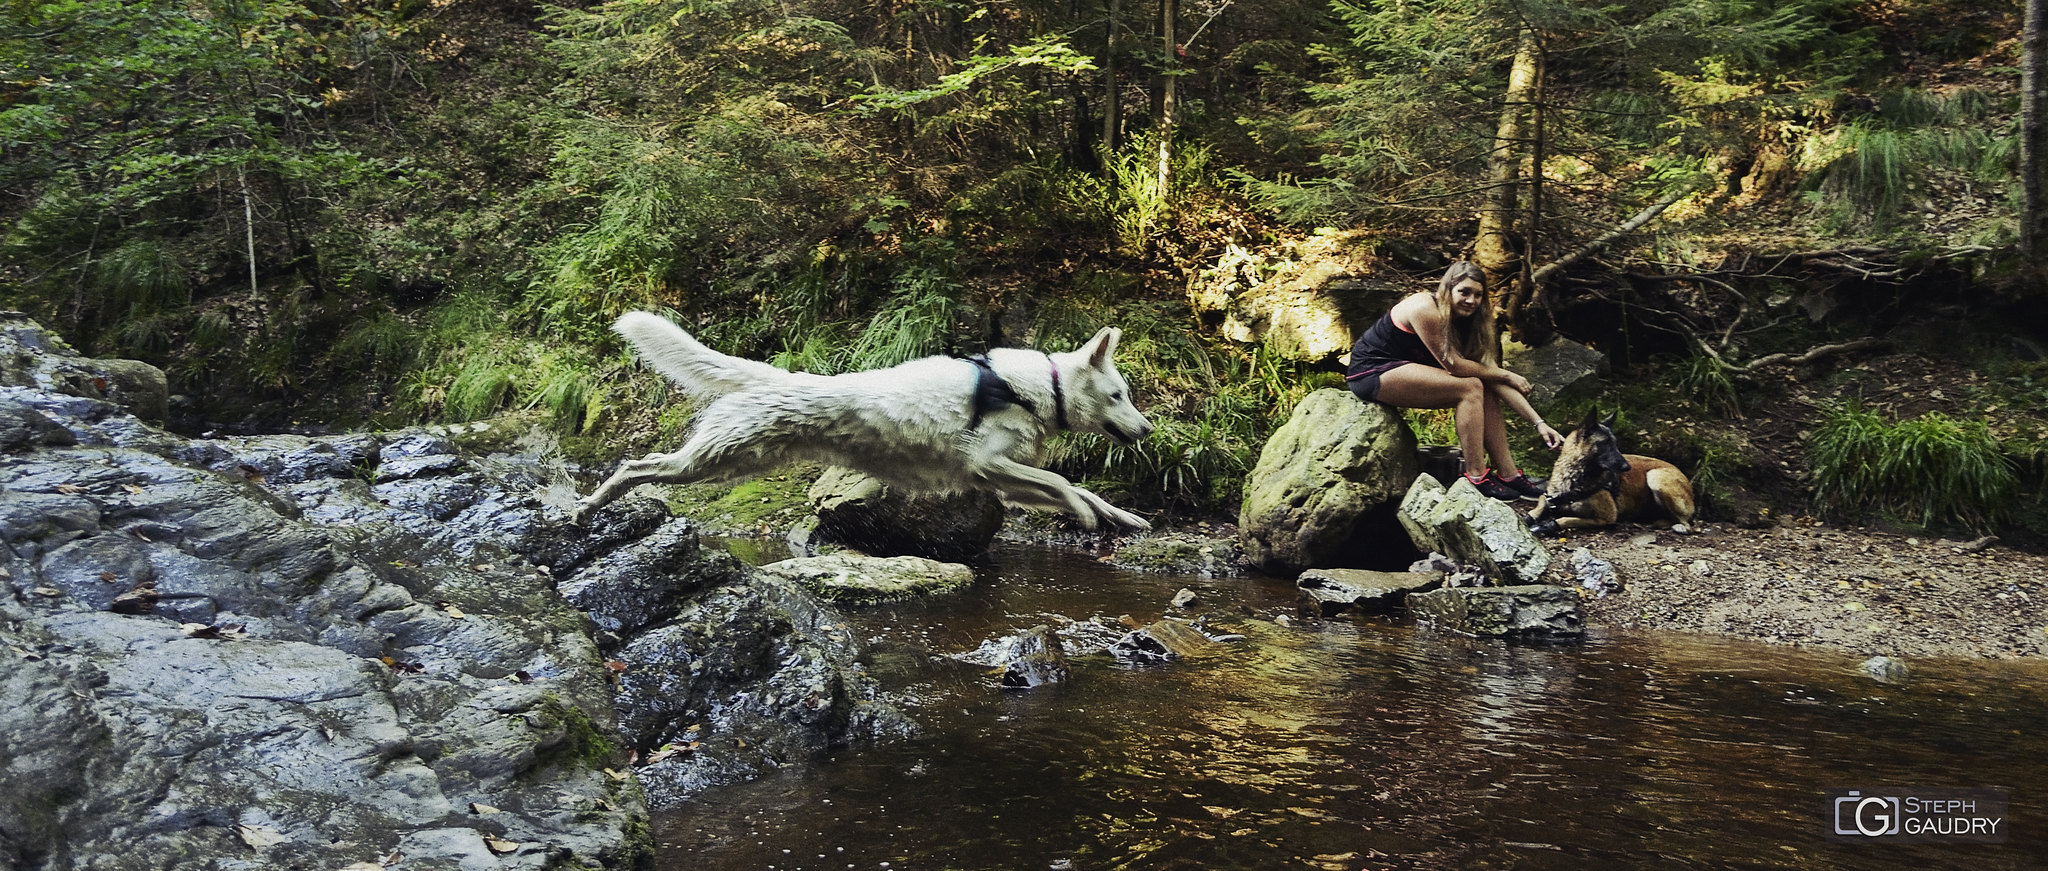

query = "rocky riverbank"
[[0, 315, 909, 869], [1554, 522, 2048, 660]]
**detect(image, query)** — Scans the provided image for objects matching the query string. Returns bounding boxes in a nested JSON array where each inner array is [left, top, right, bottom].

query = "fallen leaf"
[[179, 622, 247, 641], [605, 660, 629, 674], [443, 605, 466, 619], [32, 586, 61, 597], [469, 802, 501, 815], [109, 579, 160, 615], [56, 484, 85, 494], [123, 484, 145, 495], [235, 824, 288, 849], [98, 571, 117, 582], [483, 836, 520, 855]]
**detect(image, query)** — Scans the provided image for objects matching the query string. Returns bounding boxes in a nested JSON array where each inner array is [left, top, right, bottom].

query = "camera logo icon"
[[1834, 791, 1902, 837]]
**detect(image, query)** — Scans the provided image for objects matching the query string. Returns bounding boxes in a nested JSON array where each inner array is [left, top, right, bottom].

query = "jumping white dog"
[[571, 312, 1154, 531]]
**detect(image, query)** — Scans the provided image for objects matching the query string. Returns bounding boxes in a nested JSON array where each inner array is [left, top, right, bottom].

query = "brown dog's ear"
[[1580, 408, 1602, 432], [1601, 410, 1618, 429]]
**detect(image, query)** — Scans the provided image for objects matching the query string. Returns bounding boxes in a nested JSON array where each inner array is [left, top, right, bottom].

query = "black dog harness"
[[962, 353, 1069, 432]]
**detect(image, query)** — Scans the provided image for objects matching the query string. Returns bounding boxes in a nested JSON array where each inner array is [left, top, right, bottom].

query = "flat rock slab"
[[1108, 619, 1219, 663], [1406, 584, 1584, 639], [756, 554, 976, 605], [1297, 568, 1444, 617]]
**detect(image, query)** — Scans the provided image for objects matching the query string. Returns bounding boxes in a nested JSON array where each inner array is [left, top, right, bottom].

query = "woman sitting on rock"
[[1344, 261, 1563, 501]]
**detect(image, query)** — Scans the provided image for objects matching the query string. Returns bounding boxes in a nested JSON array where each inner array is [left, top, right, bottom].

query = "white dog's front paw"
[[570, 497, 599, 526]]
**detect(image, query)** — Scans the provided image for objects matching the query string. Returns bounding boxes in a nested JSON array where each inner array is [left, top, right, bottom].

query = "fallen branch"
[[1730, 337, 1891, 373], [1533, 183, 1700, 284]]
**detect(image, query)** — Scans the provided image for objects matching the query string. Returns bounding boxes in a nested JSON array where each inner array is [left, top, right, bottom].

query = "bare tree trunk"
[[1104, 0, 1121, 152], [239, 166, 259, 295], [1154, 0, 1179, 203], [1503, 37, 1548, 344], [1474, 28, 1540, 295], [2023, 0, 2048, 286]]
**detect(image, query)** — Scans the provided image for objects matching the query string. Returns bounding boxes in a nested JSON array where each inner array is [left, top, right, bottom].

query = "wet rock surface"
[[755, 554, 977, 605], [1407, 584, 1585, 639], [1297, 567, 1444, 617], [1105, 531, 1248, 577], [0, 318, 911, 868]]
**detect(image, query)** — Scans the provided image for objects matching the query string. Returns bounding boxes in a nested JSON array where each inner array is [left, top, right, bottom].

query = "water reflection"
[[660, 542, 2046, 870]]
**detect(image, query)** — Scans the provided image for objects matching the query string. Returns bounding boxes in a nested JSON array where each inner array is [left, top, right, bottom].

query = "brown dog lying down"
[[1528, 409, 1696, 535]]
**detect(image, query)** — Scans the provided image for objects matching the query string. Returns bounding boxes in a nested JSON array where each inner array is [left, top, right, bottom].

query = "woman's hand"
[[1536, 421, 1564, 450], [1504, 371, 1533, 395]]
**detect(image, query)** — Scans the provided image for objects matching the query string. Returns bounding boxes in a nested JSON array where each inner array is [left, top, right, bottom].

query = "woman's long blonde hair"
[[1435, 261, 1500, 366]]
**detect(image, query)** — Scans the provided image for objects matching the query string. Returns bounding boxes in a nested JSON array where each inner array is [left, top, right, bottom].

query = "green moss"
[[531, 693, 626, 774], [662, 463, 823, 531]]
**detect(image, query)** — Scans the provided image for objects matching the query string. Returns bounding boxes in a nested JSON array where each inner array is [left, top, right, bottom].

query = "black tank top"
[[1346, 310, 1439, 380]]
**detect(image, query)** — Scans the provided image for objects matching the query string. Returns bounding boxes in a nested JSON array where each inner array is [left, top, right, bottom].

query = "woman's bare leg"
[[1374, 365, 1489, 479], [1482, 383, 1520, 477]]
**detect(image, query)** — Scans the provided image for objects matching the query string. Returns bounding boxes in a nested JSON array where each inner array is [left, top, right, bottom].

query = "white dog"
[[571, 312, 1154, 531]]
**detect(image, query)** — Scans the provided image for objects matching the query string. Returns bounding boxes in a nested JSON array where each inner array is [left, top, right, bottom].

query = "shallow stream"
[[656, 541, 2046, 870]]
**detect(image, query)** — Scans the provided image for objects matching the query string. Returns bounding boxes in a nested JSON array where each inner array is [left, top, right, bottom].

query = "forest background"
[[5, 0, 2047, 542]]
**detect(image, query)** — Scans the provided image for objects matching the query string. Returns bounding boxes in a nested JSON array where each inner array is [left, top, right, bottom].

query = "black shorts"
[[1345, 361, 1411, 403]]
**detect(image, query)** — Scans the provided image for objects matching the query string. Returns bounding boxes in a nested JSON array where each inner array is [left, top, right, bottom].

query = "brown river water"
[[655, 541, 2047, 870]]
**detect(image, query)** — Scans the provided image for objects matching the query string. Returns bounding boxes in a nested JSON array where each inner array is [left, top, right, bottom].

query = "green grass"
[[1808, 402, 2019, 531]]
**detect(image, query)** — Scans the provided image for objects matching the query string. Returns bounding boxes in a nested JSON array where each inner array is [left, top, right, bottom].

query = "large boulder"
[[1396, 474, 1552, 584], [0, 312, 168, 423], [1502, 336, 1607, 407], [1189, 231, 1414, 364], [806, 466, 1004, 561], [1239, 389, 1422, 576]]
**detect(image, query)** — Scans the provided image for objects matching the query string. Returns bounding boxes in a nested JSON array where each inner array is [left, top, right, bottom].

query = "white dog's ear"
[[1082, 326, 1121, 366]]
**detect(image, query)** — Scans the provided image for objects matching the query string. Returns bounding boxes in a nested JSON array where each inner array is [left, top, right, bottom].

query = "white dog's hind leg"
[[571, 453, 684, 524], [572, 428, 785, 525]]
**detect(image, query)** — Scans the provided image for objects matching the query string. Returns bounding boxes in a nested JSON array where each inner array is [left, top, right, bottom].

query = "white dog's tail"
[[613, 311, 792, 396]]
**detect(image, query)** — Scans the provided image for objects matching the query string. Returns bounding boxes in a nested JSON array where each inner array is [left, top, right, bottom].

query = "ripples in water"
[[660, 542, 2048, 870]]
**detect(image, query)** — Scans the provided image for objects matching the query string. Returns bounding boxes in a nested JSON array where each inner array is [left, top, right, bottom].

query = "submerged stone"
[[1406, 584, 1583, 639]]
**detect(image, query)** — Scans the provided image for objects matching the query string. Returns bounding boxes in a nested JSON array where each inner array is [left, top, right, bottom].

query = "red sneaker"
[[1465, 472, 1520, 501]]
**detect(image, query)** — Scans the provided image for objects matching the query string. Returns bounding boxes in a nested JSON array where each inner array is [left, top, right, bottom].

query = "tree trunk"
[[1155, 0, 1179, 204], [1104, 0, 1121, 153], [2022, 0, 2048, 287], [1474, 27, 1540, 295], [1503, 36, 1549, 345]]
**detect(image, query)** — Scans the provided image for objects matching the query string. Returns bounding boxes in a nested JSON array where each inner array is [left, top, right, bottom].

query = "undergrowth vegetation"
[[1808, 403, 2020, 532], [3, 0, 2040, 535]]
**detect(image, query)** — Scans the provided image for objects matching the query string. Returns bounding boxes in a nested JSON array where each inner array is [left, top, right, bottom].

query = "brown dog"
[[1528, 409, 1696, 534]]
